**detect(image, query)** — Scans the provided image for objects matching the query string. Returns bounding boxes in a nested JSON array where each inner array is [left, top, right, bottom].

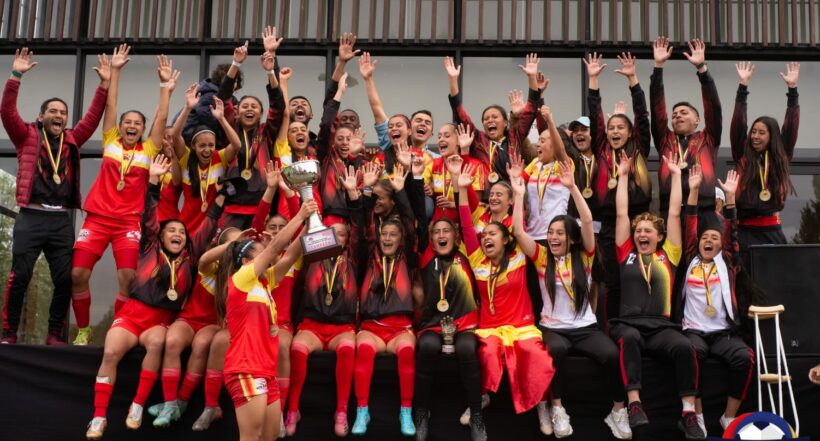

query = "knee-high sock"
[[204, 369, 223, 408], [354, 342, 376, 407], [72, 290, 91, 329], [396, 344, 415, 408], [277, 377, 290, 411], [287, 344, 309, 412], [178, 371, 203, 402], [335, 343, 355, 413], [161, 368, 181, 402], [113, 293, 129, 314], [133, 369, 159, 406], [93, 381, 114, 418]]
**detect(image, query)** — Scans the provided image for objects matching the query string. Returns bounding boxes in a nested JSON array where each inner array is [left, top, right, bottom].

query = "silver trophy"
[[281, 160, 343, 263], [440, 315, 456, 354]]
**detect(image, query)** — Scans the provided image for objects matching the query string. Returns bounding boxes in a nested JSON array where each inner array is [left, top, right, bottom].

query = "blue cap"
[[569, 116, 590, 131]]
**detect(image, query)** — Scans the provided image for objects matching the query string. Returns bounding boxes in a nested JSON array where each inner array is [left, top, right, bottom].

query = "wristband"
[[159, 81, 172, 88], [11, 70, 22, 78], [231, 61, 242, 68], [695, 62, 707, 70]]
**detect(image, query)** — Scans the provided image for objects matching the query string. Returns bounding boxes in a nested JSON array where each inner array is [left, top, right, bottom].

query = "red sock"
[[93, 381, 114, 418], [397, 344, 415, 407], [354, 342, 376, 407], [133, 369, 159, 406], [178, 371, 203, 402], [72, 290, 91, 329], [287, 344, 309, 412], [277, 377, 290, 411], [161, 368, 181, 402], [335, 343, 355, 413], [204, 369, 223, 408], [113, 293, 129, 314]]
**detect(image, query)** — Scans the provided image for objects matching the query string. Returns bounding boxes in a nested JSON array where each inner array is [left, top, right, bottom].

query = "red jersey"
[[177, 267, 218, 325], [178, 148, 228, 233], [269, 257, 302, 326], [84, 126, 159, 218], [224, 264, 278, 377], [157, 173, 181, 222]]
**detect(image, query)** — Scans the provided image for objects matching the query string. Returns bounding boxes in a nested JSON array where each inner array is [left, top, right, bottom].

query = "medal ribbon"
[[582, 154, 594, 190], [199, 163, 212, 202], [676, 137, 689, 165], [41, 128, 64, 177], [610, 151, 618, 181], [700, 262, 717, 310], [324, 257, 343, 297], [487, 261, 499, 312], [119, 145, 137, 185], [439, 261, 452, 304], [382, 256, 396, 301], [758, 151, 769, 192], [537, 163, 552, 211], [242, 129, 251, 173], [160, 250, 177, 292], [555, 255, 575, 308], [639, 254, 655, 294]]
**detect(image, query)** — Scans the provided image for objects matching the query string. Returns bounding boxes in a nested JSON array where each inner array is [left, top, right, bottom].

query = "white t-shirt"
[[682, 262, 730, 333], [536, 247, 597, 329], [524, 159, 571, 240]]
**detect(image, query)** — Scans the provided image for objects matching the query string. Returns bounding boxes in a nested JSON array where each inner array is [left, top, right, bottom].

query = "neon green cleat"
[[73, 326, 93, 346]]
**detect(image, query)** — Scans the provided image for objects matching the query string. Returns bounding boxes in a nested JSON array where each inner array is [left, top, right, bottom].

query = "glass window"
[[785, 174, 820, 244]]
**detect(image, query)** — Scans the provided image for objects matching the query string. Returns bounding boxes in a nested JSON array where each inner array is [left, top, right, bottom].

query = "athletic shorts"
[[298, 318, 355, 350], [74, 213, 142, 269], [225, 373, 280, 408], [359, 317, 413, 345], [276, 321, 293, 334], [175, 316, 217, 334], [111, 299, 174, 337]]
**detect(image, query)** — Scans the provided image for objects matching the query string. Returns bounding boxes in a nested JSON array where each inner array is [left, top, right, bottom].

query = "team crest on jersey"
[[626, 254, 636, 265], [252, 377, 268, 394], [126, 230, 141, 242], [77, 229, 90, 242], [474, 267, 490, 278]]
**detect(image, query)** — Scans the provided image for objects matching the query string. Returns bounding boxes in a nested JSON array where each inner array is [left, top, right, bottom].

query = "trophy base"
[[301, 227, 344, 264], [441, 344, 455, 355]]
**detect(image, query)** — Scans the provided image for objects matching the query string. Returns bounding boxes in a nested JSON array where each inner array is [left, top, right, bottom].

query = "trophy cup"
[[281, 160, 343, 263], [440, 315, 456, 354]]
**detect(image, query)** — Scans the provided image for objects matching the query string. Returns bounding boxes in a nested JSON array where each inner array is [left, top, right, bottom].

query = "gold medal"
[[437, 299, 449, 312], [489, 304, 495, 315], [201, 201, 208, 212], [324, 293, 333, 306], [705, 304, 717, 318], [116, 180, 125, 191], [52, 173, 61, 185], [759, 189, 771, 202], [488, 172, 499, 183], [582, 187, 593, 199], [607, 178, 617, 190], [678, 160, 688, 170], [241, 169, 252, 180], [167, 288, 178, 301]]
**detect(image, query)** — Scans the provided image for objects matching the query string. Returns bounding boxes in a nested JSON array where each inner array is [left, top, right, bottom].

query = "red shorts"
[[276, 321, 293, 334], [74, 213, 142, 269], [175, 317, 217, 334], [225, 373, 280, 408], [111, 299, 174, 337], [298, 318, 355, 350], [359, 316, 413, 345]]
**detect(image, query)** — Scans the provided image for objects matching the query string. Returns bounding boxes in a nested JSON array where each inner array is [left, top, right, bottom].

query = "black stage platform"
[[1, 345, 818, 440]]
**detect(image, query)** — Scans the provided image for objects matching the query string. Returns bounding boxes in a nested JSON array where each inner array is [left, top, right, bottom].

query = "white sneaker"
[[720, 414, 735, 430], [536, 401, 553, 435], [459, 394, 490, 425], [696, 413, 707, 437], [551, 406, 573, 438], [86, 417, 107, 440], [604, 408, 633, 440], [125, 402, 144, 430], [279, 412, 286, 438]]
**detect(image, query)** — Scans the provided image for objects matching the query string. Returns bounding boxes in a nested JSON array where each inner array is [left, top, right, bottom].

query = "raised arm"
[[649, 36, 673, 151], [275, 66, 292, 146], [684, 164, 702, 260], [540, 106, 567, 162], [691, 40, 722, 146], [316, 73, 346, 162], [584, 53, 608, 156], [730, 62, 753, 162], [271, 230, 305, 283], [359, 52, 387, 125], [71, 53, 112, 145], [615, 151, 633, 246], [1, 49, 40, 146], [149, 55, 180, 149], [717, 170, 741, 268], [511, 176, 537, 258], [452, 156, 481, 254], [664, 154, 683, 247], [171, 83, 198, 158], [212, 97, 241, 162], [444, 55, 461, 97], [333, 33, 360, 82], [561, 160, 595, 253], [252, 199, 316, 279], [779, 62, 800, 159], [102, 44, 131, 133], [142, 155, 172, 245]]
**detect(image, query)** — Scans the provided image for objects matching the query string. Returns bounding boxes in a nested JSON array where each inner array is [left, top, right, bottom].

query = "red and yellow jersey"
[[423, 155, 484, 221], [157, 172, 181, 222], [472, 206, 513, 234], [224, 263, 279, 377], [269, 256, 303, 326], [178, 148, 228, 233], [83, 126, 159, 218], [469, 248, 534, 329], [177, 265, 218, 325], [616, 239, 682, 318]]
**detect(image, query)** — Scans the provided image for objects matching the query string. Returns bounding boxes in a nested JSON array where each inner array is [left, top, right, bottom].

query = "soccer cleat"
[[125, 402, 143, 430], [334, 411, 349, 437], [284, 410, 301, 436], [192, 406, 223, 431], [1, 331, 17, 344], [720, 414, 735, 430], [73, 326, 93, 346], [604, 407, 633, 440], [399, 406, 415, 436], [551, 406, 573, 438], [536, 401, 553, 435], [696, 413, 707, 437], [153, 401, 181, 428], [278, 413, 286, 438], [469, 411, 488, 441], [678, 411, 706, 440], [351, 406, 370, 436], [147, 402, 165, 417], [459, 394, 490, 425], [86, 417, 107, 440], [413, 408, 430, 441], [627, 401, 649, 428], [45, 331, 67, 346]]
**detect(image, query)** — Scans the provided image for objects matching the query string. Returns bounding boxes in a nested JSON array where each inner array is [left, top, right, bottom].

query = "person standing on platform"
[[0, 48, 110, 345]]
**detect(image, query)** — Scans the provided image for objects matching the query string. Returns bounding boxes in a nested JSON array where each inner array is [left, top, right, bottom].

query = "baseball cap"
[[568, 116, 591, 131]]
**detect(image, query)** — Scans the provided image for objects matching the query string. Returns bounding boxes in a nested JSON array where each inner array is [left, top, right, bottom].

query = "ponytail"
[[214, 239, 255, 326]]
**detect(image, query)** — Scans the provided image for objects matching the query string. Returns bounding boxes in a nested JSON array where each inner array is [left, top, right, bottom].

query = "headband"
[[234, 240, 255, 267]]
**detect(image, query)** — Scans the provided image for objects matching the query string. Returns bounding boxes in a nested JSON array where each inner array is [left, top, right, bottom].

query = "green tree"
[[792, 176, 820, 244]]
